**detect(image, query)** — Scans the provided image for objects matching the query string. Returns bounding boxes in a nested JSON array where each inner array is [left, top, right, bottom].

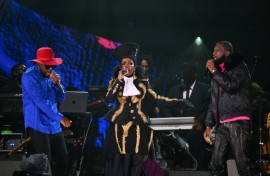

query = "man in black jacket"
[[204, 41, 255, 176]]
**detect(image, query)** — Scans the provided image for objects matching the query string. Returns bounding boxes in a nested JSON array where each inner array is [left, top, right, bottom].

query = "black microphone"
[[56, 82, 65, 94], [121, 69, 129, 74], [204, 58, 216, 76]]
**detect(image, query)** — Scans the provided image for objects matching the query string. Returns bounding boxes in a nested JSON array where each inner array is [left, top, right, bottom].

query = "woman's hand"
[[177, 99, 194, 110], [117, 69, 126, 80]]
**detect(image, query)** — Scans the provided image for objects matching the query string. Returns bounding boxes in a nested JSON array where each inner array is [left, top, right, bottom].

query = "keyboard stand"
[[62, 112, 93, 176]]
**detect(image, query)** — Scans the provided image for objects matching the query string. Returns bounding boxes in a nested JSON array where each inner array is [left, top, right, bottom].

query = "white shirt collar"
[[189, 80, 196, 90], [183, 80, 196, 99], [123, 76, 140, 96]]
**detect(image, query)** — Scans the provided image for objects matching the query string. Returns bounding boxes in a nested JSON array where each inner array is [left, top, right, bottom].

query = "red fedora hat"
[[30, 47, 63, 66]]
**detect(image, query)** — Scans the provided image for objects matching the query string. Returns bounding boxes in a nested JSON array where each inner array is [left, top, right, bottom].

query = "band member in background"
[[22, 47, 71, 176], [104, 42, 194, 176], [161, 61, 211, 170], [137, 55, 161, 118], [0, 63, 26, 93], [204, 41, 255, 176], [0, 64, 27, 134]]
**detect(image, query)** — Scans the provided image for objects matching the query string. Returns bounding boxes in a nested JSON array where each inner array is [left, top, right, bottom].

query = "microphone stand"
[[258, 108, 263, 176], [256, 97, 268, 176], [76, 112, 93, 176], [250, 56, 259, 80]]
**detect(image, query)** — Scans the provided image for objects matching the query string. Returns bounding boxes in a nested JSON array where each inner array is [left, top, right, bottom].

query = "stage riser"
[[168, 159, 239, 176], [168, 171, 210, 176]]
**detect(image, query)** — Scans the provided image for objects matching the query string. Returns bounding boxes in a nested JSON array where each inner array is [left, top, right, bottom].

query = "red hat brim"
[[30, 58, 63, 66]]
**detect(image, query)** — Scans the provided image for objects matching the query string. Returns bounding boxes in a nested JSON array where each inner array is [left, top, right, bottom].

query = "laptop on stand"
[[59, 91, 89, 115]]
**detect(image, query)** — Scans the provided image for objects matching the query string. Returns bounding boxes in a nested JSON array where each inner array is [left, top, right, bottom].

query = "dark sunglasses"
[[43, 65, 56, 70]]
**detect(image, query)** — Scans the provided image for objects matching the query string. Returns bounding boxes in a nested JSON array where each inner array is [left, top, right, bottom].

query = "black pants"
[[106, 154, 145, 176], [209, 121, 255, 176], [27, 127, 69, 176]]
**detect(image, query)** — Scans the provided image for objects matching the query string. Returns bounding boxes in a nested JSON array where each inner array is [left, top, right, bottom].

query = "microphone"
[[121, 69, 129, 74], [204, 58, 216, 76], [56, 82, 65, 94], [50, 73, 65, 94]]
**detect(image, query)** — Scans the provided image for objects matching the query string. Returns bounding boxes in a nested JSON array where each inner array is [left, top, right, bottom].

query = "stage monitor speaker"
[[0, 153, 24, 176]]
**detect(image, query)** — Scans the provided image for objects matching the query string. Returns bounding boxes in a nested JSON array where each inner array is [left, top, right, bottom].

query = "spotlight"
[[195, 37, 203, 46]]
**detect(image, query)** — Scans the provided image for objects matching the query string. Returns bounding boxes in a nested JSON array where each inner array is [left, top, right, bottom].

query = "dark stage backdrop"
[[0, 0, 120, 90]]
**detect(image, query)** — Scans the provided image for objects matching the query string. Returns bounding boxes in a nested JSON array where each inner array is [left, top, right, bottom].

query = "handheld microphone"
[[56, 82, 65, 94], [121, 69, 129, 74], [204, 58, 217, 76], [50, 73, 65, 94]]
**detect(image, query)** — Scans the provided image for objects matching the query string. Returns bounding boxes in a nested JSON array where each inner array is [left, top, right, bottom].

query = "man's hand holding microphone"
[[50, 72, 71, 127], [206, 58, 217, 74], [50, 72, 65, 93]]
